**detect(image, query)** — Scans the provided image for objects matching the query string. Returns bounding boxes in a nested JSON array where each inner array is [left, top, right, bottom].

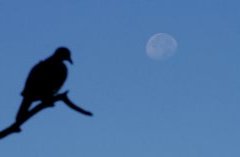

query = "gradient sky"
[[1, 0, 240, 156]]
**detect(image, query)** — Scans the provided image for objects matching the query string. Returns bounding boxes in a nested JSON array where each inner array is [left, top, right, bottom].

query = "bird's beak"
[[68, 58, 73, 64]]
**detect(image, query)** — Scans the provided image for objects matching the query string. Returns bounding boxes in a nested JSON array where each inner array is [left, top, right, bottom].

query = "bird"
[[16, 47, 73, 122]]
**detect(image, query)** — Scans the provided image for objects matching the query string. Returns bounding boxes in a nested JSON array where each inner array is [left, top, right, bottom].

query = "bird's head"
[[54, 47, 73, 64]]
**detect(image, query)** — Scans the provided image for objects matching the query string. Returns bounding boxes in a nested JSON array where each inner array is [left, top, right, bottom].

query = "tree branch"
[[0, 91, 93, 139]]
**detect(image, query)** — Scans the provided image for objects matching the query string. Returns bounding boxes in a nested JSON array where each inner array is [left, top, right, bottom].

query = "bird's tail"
[[15, 98, 32, 122]]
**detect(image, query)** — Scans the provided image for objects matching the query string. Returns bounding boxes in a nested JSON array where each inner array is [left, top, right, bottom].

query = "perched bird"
[[16, 47, 73, 122]]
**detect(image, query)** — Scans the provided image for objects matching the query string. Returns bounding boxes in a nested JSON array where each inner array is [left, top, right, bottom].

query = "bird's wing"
[[22, 60, 67, 100]]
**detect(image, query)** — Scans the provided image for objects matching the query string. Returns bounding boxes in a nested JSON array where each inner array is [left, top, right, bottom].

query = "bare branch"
[[0, 91, 93, 140]]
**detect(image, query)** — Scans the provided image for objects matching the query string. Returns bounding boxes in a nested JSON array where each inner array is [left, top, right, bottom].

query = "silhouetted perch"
[[0, 91, 93, 139]]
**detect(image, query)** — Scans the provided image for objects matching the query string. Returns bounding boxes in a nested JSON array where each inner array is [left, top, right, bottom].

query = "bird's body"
[[16, 47, 72, 122], [21, 59, 67, 101]]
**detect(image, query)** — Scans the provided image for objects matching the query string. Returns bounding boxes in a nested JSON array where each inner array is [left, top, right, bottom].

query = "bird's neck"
[[48, 55, 63, 63]]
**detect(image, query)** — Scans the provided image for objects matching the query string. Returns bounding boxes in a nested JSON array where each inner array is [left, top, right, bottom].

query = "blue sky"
[[0, 0, 240, 156]]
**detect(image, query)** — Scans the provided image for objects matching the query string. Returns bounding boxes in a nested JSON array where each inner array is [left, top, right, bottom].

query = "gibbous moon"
[[146, 33, 178, 60]]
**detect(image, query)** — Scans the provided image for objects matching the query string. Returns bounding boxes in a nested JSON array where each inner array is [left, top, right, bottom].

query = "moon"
[[146, 33, 178, 60]]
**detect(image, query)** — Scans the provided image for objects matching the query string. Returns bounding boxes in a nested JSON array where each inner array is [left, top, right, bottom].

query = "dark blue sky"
[[1, 0, 240, 156]]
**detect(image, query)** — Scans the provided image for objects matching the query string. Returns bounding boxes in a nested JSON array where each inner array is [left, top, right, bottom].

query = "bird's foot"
[[46, 103, 55, 107]]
